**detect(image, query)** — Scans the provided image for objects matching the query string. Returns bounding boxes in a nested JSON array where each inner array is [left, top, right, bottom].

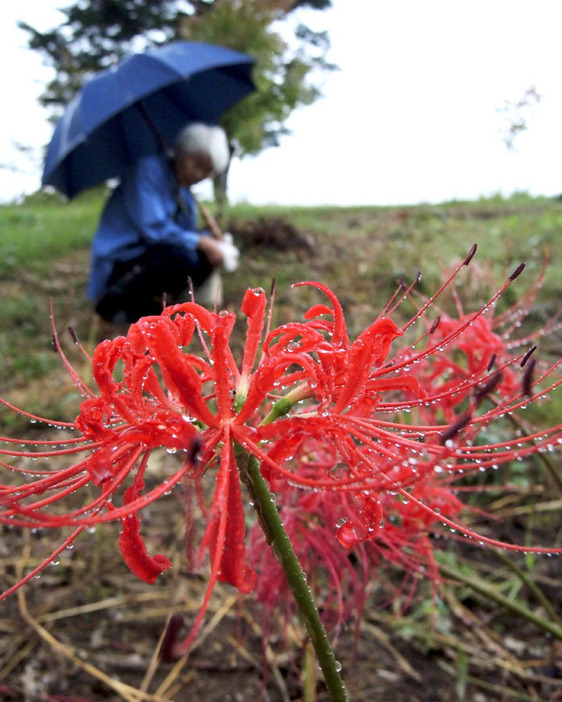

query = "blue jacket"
[[87, 154, 200, 300]]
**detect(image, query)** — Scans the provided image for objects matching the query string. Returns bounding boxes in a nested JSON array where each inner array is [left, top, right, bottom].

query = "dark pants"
[[95, 243, 213, 323]]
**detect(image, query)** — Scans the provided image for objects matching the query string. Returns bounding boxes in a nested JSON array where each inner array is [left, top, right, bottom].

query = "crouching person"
[[88, 123, 239, 323]]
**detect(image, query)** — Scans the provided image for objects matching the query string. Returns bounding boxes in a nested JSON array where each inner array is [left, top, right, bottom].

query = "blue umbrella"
[[42, 41, 256, 198]]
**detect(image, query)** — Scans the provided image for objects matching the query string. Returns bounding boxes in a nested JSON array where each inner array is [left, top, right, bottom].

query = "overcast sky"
[[1, 1, 562, 206]]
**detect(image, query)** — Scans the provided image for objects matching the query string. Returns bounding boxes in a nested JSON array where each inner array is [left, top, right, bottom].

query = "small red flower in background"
[[408, 255, 558, 423], [1, 245, 561, 649]]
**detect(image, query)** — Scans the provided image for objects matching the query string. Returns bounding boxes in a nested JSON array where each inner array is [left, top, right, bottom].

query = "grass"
[[0, 190, 560, 397], [0, 189, 104, 277]]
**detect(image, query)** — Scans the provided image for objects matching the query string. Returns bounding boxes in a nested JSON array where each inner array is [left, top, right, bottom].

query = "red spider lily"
[[1, 245, 561, 654], [405, 254, 560, 423]]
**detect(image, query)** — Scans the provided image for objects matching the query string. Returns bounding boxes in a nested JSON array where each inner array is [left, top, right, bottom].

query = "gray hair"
[[174, 123, 230, 175]]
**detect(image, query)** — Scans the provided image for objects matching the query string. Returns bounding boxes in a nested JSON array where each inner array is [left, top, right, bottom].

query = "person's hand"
[[217, 233, 240, 272], [197, 235, 224, 267]]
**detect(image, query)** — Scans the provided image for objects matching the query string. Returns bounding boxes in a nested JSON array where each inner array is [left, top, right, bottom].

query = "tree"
[[20, 0, 335, 158], [20, 1, 183, 110]]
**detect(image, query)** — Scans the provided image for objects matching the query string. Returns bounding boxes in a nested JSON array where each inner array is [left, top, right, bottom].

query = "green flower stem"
[[259, 396, 295, 426], [259, 382, 311, 426], [236, 447, 349, 702]]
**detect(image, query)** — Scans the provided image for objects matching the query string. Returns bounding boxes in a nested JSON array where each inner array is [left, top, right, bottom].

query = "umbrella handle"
[[194, 194, 223, 240], [136, 101, 171, 156]]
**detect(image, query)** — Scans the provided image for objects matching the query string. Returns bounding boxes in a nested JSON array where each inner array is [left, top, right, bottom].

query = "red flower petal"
[[202, 437, 257, 594], [119, 510, 172, 584], [117, 482, 171, 584]]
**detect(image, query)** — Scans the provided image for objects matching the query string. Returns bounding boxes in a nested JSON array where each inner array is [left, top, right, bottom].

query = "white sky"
[[1, 0, 562, 206]]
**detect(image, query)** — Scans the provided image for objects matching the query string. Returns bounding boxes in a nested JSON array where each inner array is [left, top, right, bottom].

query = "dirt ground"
[[1, 481, 561, 701]]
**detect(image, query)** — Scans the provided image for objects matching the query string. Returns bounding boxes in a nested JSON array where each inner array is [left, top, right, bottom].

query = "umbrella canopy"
[[42, 41, 256, 198]]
